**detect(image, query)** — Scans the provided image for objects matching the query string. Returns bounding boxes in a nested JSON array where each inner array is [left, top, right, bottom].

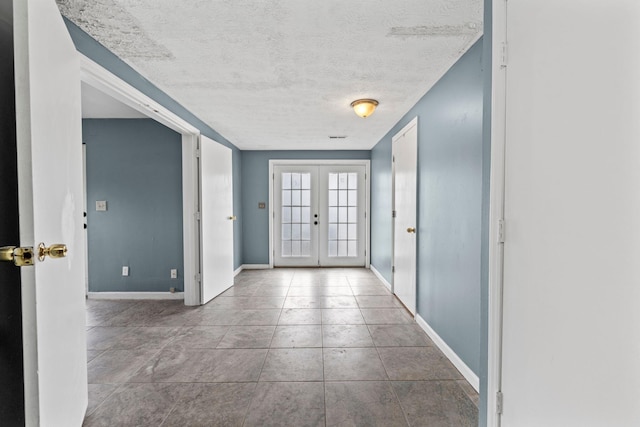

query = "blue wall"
[[64, 18, 244, 269], [370, 38, 484, 376], [241, 150, 370, 265], [84, 119, 184, 292]]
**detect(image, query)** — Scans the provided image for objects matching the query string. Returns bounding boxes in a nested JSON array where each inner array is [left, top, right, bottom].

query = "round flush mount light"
[[350, 99, 379, 118]]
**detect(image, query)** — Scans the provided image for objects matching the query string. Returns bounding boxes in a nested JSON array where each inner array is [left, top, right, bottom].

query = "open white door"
[[392, 118, 418, 315], [200, 136, 234, 304], [13, 0, 88, 424], [496, 2, 640, 426]]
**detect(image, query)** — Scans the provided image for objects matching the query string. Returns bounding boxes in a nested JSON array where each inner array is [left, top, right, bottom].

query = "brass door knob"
[[38, 243, 67, 262], [228, 215, 237, 221], [406, 227, 416, 234]]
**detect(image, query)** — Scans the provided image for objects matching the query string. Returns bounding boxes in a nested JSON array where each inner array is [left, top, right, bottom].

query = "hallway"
[[84, 268, 478, 426]]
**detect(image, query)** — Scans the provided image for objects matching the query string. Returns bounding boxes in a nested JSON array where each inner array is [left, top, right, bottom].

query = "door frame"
[[487, 1, 508, 425], [79, 55, 204, 306], [268, 159, 370, 269]]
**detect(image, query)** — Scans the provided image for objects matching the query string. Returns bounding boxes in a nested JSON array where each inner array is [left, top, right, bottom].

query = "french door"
[[273, 164, 367, 267]]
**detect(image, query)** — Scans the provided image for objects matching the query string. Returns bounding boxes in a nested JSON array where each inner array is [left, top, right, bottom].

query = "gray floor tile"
[[323, 348, 388, 381], [162, 383, 256, 426], [369, 324, 433, 347], [378, 347, 464, 380], [86, 327, 129, 351], [320, 296, 359, 308], [351, 285, 391, 295], [392, 381, 478, 427], [286, 287, 324, 297], [235, 309, 282, 325], [456, 379, 480, 407], [321, 308, 365, 325], [110, 326, 181, 350], [129, 348, 268, 383], [278, 308, 322, 325], [243, 382, 325, 427], [322, 324, 374, 347], [259, 348, 324, 381], [360, 308, 414, 324], [88, 348, 160, 384], [271, 325, 323, 348], [86, 383, 118, 417], [83, 383, 186, 426], [219, 285, 259, 297], [284, 296, 321, 309], [169, 326, 229, 349], [87, 350, 103, 363], [217, 325, 276, 348], [183, 309, 243, 325], [356, 295, 403, 308], [325, 381, 408, 427], [252, 286, 290, 296]]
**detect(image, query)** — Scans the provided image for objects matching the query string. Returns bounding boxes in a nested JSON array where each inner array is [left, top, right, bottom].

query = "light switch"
[[170, 269, 178, 279], [122, 266, 129, 276], [96, 200, 107, 211]]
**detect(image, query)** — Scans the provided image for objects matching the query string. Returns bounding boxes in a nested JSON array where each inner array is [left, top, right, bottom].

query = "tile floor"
[[84, 268, 478, 426]]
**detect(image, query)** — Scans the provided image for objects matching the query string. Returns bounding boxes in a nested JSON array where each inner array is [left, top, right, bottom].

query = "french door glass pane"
[[327, 172, 358, 258], [281, 172, 311, 258]]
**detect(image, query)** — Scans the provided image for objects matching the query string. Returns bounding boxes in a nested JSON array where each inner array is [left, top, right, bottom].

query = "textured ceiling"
[[58, 0, 482, 150]]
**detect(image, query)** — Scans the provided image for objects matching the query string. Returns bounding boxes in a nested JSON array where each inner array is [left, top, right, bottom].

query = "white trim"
[[79, 55, 202, 307], [487, 1, 508, 425], [242, 264, 271, 270], [415, 314, 480, 392], [87, 292, 184, 300], [234, 265, 243, 276], [268, 159, 371, 268], [369, 265, 392, 290]]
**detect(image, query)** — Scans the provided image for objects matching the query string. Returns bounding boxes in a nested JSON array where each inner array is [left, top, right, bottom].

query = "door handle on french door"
[[406, 227, 416, 233]]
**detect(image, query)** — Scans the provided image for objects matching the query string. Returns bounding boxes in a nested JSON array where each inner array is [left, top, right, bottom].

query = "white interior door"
[[498, 2, 640, 426], [274, 166, 319, 266], [13, 0, 88, 424], [200, 136, 234, 304], [393, 118, 418, 314], [318, 165, 366, 267]]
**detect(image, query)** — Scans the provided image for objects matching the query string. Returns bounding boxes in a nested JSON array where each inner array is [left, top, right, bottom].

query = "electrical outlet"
[[170, 269, 178, 279], [96, 200, 107, 211], [122, 266, 129, 276]]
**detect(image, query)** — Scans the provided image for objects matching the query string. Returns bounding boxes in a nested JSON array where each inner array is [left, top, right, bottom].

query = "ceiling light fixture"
[[350, 99, 379, 118]]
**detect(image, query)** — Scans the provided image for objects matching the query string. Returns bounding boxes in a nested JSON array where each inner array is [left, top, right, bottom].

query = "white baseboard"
[[415, 314, 479, 391], [234, 266, 243, 276], [87, 292, 184, 300], [370, 265, 392, 291], [242, 264, 270, 270]]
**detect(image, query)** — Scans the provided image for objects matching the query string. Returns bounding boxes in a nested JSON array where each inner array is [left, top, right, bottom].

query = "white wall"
[[497, 1, 640, 426]]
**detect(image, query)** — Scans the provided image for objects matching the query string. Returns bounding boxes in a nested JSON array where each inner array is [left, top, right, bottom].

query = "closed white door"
[[274, 164, 366, 267], [200, 136, 234, 304], [393, 118, 418, 314], [11, 0, 88, 423]]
